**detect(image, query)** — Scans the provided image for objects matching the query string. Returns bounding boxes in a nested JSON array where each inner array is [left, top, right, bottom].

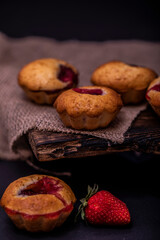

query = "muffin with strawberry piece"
[[18, 58, 78, 104], [54, 86, 123, 130], [1, 175, 76, 232]]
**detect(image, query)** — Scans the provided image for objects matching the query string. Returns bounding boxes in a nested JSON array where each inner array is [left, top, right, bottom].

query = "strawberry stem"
[[74, 184, 99, 223]]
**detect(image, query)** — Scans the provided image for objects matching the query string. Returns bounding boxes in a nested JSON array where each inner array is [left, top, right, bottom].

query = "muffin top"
[[0, 174, 76, 216], [91, 61, 157, 93], [54, 86, 123, 117], [146, 77, 160, 107], [18, 58, 78, 91]]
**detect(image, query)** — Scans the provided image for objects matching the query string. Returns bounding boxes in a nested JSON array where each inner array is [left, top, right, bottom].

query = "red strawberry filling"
[[146, 84, 160, 100], [73, 88, 103, 95], [58, 65, 78, 85], [19, 177, 61, 196], [19, 177, 67, 206]]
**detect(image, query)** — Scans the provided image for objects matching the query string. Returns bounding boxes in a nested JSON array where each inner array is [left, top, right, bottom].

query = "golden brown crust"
[[1, 174, 76, 215], [58, 111, 120, 130], [18, 58, 78, 91], [54, 86, 123, 130], [0, 174, 76, 232], [18, 58, 78, 104], [22, 87, 65, 105], [7, 211, 71, 232], [121, 89, 146, 105], [146, 77, 160, 112], [91, 61, 157, 93], [55, 86, 122, 117]]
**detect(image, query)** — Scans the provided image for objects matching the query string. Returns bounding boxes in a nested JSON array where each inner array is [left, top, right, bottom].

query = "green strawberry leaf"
[[74, 184, 99, 223]]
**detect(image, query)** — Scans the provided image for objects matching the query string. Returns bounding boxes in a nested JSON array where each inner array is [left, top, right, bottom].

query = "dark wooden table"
[[28, 106, 160, 162]]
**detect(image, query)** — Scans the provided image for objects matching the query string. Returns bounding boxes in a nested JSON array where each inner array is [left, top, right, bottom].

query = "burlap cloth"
[[0, 33, 160, 160]]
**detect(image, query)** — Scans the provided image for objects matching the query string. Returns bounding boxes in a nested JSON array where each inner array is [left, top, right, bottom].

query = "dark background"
[[0, 0, 160, 41], [0, 153, 160, 240], [0, 1, 160, 239]]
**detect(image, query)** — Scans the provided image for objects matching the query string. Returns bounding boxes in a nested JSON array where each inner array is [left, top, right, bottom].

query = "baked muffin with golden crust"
[[1, 174, 76, 232], [91, 61, 157, 105], [54, 86, 123, 130], [146, 77, 160, 116], [18, 58, 78, 104]]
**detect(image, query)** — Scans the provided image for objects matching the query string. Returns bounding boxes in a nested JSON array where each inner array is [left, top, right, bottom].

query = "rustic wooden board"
[[28, 106, 160, 162]]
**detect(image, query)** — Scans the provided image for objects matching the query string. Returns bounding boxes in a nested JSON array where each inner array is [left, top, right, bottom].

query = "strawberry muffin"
[[91, 61, 157, 104], [18, 58, 78, 104], [0, 175, 76, 232], [146, 77, 160, 116], [54, 86, 123, 130]]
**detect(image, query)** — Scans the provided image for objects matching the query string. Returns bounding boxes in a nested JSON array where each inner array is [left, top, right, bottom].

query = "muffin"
[[0, 175, 76, 232], [54, 86, 123, 130], [146, 77, 160, 116], [91, 61, 157, 104], [18, 58, 78, 104]]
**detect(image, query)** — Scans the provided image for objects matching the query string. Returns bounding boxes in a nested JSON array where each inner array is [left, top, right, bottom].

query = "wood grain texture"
[[28, 106, 160, 162]]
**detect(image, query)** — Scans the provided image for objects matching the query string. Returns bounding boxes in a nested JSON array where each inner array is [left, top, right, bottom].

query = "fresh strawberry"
[[76, 185, 131, 225]]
